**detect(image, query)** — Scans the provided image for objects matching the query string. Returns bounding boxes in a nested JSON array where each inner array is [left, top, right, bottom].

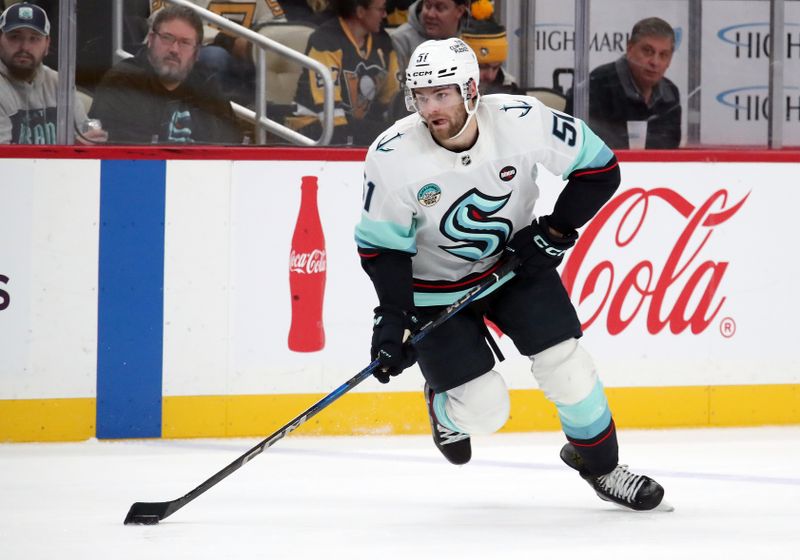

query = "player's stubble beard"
[[429, 105, 468, 144]]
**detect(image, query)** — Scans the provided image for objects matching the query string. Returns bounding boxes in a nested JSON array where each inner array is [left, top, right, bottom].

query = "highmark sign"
[[529, 0, 800, 146]]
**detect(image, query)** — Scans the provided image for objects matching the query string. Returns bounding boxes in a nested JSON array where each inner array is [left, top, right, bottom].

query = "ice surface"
[[1, 427, 799, 559]]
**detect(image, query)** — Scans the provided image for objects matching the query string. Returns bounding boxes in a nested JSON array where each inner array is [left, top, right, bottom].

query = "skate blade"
[[655, 499, 675, 512], [607, 499, 675, 513]]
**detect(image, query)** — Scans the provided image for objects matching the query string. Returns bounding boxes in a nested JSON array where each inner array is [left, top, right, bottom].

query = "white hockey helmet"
[[404, 38, 480, 113]]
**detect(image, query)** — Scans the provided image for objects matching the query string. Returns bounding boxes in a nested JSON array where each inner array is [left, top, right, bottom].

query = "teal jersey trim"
[[412, 272, 516, 307], [556, 380, 613, 440], [355, 214, 417, 253], [563, 121, 614, 178]]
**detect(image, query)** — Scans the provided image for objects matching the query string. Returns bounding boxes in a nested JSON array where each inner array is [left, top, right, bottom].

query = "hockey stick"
[[123, 255, 519, 525]]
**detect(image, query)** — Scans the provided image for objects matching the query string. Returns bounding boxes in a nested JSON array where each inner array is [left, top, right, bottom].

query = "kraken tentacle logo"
[[439, 189, 513, 261]]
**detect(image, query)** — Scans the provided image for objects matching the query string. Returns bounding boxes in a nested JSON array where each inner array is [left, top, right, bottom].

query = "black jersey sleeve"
[[548, 155, 621, 234], [358, 248, 415, 311]]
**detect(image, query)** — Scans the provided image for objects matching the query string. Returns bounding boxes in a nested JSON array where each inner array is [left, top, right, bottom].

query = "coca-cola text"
[[289, 249, 327, 275], [561, 188, 749, 335]]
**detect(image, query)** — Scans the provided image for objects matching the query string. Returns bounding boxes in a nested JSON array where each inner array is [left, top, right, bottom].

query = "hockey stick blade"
[[123, 256, 519, 525], [124, 501, 178, 525]]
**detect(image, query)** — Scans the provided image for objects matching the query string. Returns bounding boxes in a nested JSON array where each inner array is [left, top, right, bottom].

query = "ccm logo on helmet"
[[499, 166, 517, 181], [411, 71, 433, 77]]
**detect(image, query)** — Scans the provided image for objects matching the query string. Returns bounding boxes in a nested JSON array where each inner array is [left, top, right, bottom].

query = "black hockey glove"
[[370, 306, 419, 384], [506, 215, 578, 278]]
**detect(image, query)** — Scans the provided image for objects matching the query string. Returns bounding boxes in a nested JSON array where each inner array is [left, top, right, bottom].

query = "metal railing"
[[112, 0, 334, 145], [55, 0, 77, 144]]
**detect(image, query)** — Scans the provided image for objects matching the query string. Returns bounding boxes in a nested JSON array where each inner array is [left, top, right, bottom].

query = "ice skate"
[[560, 443, 672, 512], [424, 383, 471, 465]]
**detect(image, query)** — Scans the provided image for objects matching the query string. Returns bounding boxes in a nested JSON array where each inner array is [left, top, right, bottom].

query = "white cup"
[[626, 120, 648, 149], [81, 118, 102, 133]]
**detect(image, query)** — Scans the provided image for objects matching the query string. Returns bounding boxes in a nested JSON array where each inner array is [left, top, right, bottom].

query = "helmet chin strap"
[[447, 94, 480, 141]]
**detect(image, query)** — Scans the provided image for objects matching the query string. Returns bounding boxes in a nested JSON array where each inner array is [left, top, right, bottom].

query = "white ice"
[[2, 427, 799, 559]]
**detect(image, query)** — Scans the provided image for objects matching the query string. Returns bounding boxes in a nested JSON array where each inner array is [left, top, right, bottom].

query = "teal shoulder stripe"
[[355, 214, 417, 253], [563, 121, 614, 178]]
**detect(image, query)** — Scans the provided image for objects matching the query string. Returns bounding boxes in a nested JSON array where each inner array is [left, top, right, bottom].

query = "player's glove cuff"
[[370, 306, 419, 384], [506, 215, 578, 278]]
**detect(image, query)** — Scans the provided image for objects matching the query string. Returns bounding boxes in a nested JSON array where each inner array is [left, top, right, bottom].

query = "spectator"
[[149, 1, 287, 107], [90, 4, 242, 144], [391, 0, 468, 72], [0, 2, 107, 144], [282, 0, 333, 25], [460, 1, 521, 96], [290, 0, 399, 146], [3, 0, 57, 67], [566, 16, 681, 149]]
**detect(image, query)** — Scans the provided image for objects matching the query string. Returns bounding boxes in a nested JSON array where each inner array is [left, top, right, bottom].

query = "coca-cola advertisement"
[[288, 176, 327, 352], [488, 179, 752, 381], [561, 186, 748, 337], [222, 159, 799, 397], [228, 161, 371, 396], [513, 160, 784, 390]]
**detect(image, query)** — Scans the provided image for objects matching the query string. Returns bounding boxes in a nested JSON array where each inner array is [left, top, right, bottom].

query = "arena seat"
[[255, 23, 316, 107], [525, 88, 568, 112]]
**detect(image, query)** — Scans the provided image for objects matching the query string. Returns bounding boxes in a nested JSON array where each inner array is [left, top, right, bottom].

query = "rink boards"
[[1, 148, 798, 441]]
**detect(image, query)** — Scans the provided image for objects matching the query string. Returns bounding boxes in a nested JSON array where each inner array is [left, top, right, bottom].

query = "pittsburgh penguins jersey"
[[290, 17, 400, 145], [150, 0, 286, 43], [355, 93, 614, 307]]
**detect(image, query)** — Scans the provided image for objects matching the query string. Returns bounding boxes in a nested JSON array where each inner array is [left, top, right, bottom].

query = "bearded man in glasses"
[[90, 5, 242, 144]]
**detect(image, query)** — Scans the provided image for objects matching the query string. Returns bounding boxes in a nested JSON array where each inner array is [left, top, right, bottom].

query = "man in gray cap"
[[0, 2, 107, 144]]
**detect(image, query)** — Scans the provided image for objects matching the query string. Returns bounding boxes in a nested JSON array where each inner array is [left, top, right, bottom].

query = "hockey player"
[[355, 37, 667, 511]]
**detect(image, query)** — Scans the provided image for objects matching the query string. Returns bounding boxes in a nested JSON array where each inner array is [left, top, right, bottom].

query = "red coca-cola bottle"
[[288, 175, 327, 352]]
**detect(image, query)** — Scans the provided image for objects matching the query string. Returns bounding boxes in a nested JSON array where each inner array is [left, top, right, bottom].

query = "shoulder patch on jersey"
[[498, 99, 532, 118], [376, 131, 403, 152], [499, 166, 517, 181], [417, 183, 442, 207]]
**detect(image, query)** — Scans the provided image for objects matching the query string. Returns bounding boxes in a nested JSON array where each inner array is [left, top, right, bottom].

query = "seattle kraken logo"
[[500, 99, 532, 117], [439, 189, 512, 261]]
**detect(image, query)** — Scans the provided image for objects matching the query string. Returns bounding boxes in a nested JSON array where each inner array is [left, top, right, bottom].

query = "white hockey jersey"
[[355, 93, 614, 307]]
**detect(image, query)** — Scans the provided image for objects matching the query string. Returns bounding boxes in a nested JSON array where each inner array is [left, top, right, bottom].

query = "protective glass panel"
[[702, 0, 800, 147], [527, 0, 800, 149], [530, 0, 692, 149], [8, 0, 796, 148]]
